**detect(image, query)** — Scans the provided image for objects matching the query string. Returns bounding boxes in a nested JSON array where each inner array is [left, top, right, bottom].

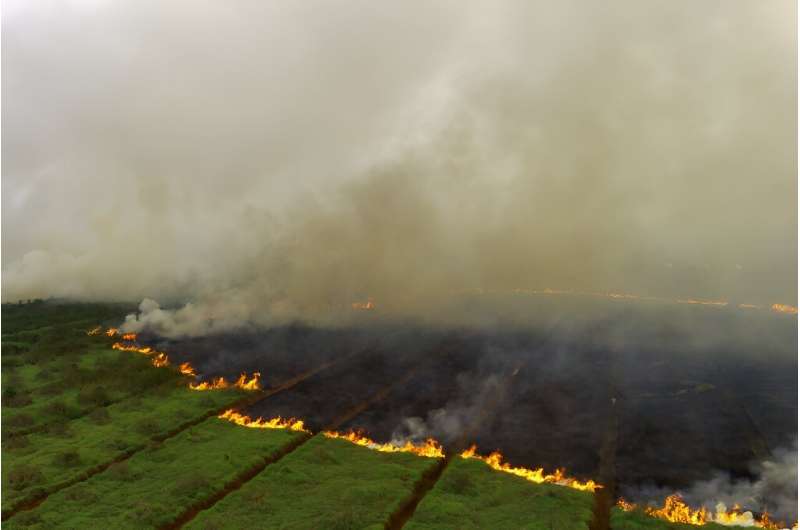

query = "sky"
[[2, 0, 797, 330]]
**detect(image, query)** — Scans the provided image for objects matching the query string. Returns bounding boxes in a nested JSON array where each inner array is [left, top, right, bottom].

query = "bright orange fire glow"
[[189, 372, 261, 391], [112, 342, 155, 354], [105, 328, 119, 337], [460, 445, 600, 492], [617, 496, 791, 528], [322, 431, 445, 458], [772, 304, 798, 315], [218, 409, 309, 432], [151, 352, 169, 368], [179, 362, 197, 377], [351, 300, 375, 310], [121, 333, 137, 341], [678, 298, 728, 307]]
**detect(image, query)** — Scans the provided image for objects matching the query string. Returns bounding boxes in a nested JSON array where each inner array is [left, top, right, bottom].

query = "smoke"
[[2, 1, 796, 334], [622, 439, 798, 524]]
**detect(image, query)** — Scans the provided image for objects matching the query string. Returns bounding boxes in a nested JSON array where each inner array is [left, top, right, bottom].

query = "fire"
[[771, 304, 798, 315], [322, 431, 445, 458], [617, 496, 792, 528], [218, 409, 309, 433], [105, 327, 119, 337], [678, 298, 728, 307], [121, 333, 137, 341], [189, 377, 229, 391], [112, 342, 155, 354], [189, 372, 261, 391], [460, 445, 600, 492], [233, 372, 262, 391], [179, 362, 197, 377], [87, 326, 103, 336], [351, 300, 375, 310], [151, 352, 169, 368]]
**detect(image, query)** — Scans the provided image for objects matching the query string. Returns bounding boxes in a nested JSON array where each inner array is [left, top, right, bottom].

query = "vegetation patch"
[[4, 418, 302, 529], [405, 457, 595, 530], [187, 435, 438, 530]]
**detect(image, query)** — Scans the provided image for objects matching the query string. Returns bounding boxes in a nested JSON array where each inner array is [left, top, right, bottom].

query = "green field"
[[2, 302, 759, 529], [610, 507, 736, 530], [406, 457, 594, 530]]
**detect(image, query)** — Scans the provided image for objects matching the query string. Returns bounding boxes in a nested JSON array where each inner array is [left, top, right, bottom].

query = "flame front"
[[218, 409, 309, 432], [322, 431, 444, 458], [772, 304, 798, 315], [460, 445, 600, 492], [617, 496, 791, 528], [189, 372, 261, 391], [351, 300, 375, 310], [179, 362, 197, 377]]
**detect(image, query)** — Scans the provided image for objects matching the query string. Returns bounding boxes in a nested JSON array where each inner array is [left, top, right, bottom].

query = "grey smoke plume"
[[2, 1, 796, 333], [624, 439, 798, 524]]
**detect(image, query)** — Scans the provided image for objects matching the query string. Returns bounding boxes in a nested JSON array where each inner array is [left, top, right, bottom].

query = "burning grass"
[[405, 456, 594, 530], [614, 496, 794, 529], [186, 434, 439, 529], [3, 417, 303, 529]]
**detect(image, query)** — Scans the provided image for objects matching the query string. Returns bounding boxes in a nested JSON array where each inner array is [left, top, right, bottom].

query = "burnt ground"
[[144, 298, 797, 500]]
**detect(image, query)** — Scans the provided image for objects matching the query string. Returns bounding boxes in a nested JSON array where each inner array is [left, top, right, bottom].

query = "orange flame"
[[771, 304, 798, 315], [189, 377, 229, 391], [189, 372, 261, 391], [105, 328, 119, 337], [322, 431, 445, 458], [460, 445, 600, 492], [678, 298, 728, 307], [351, 300, 375, 310], [112, 342, 155, 355], [151, 352, 169, 368], [617, 496, 791, 528], [218, 409, 308, 433], [179, 362, 197, 377], [121, 333, 137, 341]]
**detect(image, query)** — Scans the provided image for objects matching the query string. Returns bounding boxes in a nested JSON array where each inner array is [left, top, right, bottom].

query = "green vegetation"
[[406, 457, 594, 530], [5, 418, 303, 529], [187, 435, 438, 530], [2, 302, 248, 516]]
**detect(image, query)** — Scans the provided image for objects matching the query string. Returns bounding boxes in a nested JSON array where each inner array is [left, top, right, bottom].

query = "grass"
[[187, 435, 440, 530], [405, 457, 594, 530], [3, 381, 245, 513], [5, 417, 304, 529]]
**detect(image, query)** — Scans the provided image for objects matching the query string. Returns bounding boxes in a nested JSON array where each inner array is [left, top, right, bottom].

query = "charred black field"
[[142, 296, 798, 500]]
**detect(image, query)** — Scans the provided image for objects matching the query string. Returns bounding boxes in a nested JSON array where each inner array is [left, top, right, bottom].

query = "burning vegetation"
[[460, 445, 600, 492], [322, 430, 444, 458], [218, 409, 309, 433], [617, 494, 793, 529]]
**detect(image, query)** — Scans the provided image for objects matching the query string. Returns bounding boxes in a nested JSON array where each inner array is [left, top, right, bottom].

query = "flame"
[[112, 342, 155, 355], [121, 332, 137, 341], [617, 496, 792, 528], [678, 298, 728, 307], [233, 372, 262, 391], [771, 304, 798, 315], [189, 372, 261, 391], [189, 377, 229, 391], [179, 362, 197, 377], [351, 300, 375, 310], [151, 352, 169, 368], [87, 326, 103, 336], [218, 409, 309, 432], [460, 445, 600, 492], [322, 431, 445, 458], [105, 328, 119, 337]]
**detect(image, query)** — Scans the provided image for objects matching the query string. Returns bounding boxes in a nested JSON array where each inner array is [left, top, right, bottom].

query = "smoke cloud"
[[622, 439, 798, 524], [3, 1, 796, 334]]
